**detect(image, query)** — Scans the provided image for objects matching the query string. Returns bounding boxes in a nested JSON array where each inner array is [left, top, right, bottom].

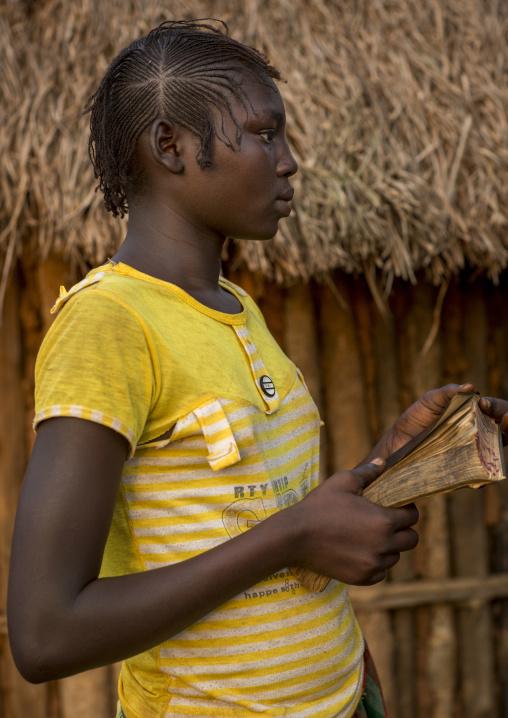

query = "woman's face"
[[172, 74, 298, 242]]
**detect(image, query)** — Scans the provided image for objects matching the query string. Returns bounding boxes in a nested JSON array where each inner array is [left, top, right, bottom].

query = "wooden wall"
[[1, 258, 507, 718]]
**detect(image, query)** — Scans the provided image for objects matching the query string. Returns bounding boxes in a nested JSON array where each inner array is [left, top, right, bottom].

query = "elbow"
[[9, 639, 51, 684], [12, 659, 50, 685], [9, 629, 58, 684], [8, 612, 74, 684]]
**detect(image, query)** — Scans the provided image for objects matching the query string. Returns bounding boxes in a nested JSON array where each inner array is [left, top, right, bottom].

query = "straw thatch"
[[2, 0, 508, 295]]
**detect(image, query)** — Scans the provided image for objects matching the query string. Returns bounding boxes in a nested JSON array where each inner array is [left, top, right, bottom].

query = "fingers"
[[425, 382, 474, 410], [292, 464, 420, 586], [327, 459, 386, 495], [479, 395, 508, 420], [357, 523, 419, 586], [362, 570, 387, 586], [353, 532, 420, 586], [480, 396, 508, 445], [392, 525, 420, 552], [389, 502, 420, 529], [352, 458, 386, 491], [374, 508, 420, 556]]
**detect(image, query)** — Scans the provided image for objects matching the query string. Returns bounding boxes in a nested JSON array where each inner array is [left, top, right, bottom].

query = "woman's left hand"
[[366, 383, 474, 463], [479, 395, 508, 445]]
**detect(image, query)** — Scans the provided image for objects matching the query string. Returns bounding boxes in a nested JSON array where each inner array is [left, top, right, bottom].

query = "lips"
[[275, 188, 294, 218], [277, 188, 294, 202]]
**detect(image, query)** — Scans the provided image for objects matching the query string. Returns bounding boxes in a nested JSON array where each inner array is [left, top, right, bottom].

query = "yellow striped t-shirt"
[[34, 262, 365, 718]]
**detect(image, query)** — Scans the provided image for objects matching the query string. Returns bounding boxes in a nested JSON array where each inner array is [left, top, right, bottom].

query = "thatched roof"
[[2, 0, 508, 295]]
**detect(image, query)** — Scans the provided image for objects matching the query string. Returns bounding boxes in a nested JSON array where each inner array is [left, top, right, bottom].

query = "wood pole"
[[488, 275, 508, 716], [226, 267, 265, 305], [0, 272, 48, 718], [396, 280, 455, 718], [18, 251, 79, 455], [347, 276, 396, 714], [315, 273, 394, 710], [283, 283, 323, 414], [350, 277, 379, 442], [257, 281, 285, 350], [448, 281, 496, 718], [59, 669, 112, 718], [109, 664, 122, 714], [283, 282, 327, 482], [373, 282, 415, 718], [348, 572, 508, 609], [317, 273, 372, 472]]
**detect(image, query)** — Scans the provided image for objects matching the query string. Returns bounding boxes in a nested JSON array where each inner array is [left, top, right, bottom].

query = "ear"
[[149, 119, 185, 174]]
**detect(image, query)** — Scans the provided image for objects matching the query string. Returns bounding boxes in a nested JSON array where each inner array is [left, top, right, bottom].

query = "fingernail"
[[371, 457, 384, 466], [483, 398, 491, 409]]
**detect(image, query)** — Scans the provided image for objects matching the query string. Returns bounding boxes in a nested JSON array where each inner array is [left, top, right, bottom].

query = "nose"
[[277, 136, 298, 177]]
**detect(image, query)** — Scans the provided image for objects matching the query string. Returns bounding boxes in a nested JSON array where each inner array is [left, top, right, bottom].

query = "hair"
[[85, 19, 282, 217]]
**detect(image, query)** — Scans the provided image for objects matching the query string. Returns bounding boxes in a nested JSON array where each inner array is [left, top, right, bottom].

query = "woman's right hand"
[[284, 460, 419, 586]]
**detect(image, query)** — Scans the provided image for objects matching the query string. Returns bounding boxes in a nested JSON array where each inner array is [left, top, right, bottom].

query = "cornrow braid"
[[84, 19, 282, 217]]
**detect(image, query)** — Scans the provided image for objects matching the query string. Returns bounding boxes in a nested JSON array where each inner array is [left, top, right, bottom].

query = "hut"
[[1, 1, 508, 716]]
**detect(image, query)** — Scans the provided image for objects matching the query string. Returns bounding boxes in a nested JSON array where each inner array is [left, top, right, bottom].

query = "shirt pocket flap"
[[172, 398, 241, 471]]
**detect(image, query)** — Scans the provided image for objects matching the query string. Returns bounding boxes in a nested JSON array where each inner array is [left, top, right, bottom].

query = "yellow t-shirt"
[[34, 262, 364, 718]]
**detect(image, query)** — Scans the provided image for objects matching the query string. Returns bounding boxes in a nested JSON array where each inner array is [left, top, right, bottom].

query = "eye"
[[259, 129, 276, 143]]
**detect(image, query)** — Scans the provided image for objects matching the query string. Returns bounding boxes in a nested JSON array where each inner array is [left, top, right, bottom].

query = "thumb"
[[355, 457, 386, 492]]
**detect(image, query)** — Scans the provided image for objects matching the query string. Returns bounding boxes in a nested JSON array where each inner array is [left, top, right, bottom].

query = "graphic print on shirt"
[[222, 496, 268, 538], [222, 464, 311, 540]]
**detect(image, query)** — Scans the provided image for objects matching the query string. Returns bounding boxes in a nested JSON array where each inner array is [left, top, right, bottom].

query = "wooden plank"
[[375, 282, 415, 718], [283, 283, 323, 413], [0, 273, 47, 718], [317, 273, 372, 471], [24, 256, 80, 453], [109, 663, 122, 714], [349, 573, 508, 609], [37, 255, 78, 332], [351, 277, 397, 715], [350, 277, 379, 441], [283, 282, 327, 482], [316, 273, 395, 711], [486, 275, 508, 716], [59, 669, 112, 718], [397, 280, 455, 718], [226, 267, 264, 305], [449, 280, 496, 718], [257, 282, 285, 350]]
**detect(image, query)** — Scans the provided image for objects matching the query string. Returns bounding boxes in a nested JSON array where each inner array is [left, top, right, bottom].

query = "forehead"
[[227, 73, 286, 126]]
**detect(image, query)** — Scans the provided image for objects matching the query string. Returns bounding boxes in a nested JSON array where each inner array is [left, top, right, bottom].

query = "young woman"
[[8, 20, 508, 718]]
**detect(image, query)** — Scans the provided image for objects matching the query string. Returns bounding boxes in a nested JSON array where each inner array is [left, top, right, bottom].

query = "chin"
[[232, 226, 280, 242]]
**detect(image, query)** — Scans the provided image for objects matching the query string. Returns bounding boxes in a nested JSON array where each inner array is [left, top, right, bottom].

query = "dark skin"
[[8, 73, 508, 684]]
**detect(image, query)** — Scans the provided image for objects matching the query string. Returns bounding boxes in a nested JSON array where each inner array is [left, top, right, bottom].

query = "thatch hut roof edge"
[[2, 0, 508, 291]]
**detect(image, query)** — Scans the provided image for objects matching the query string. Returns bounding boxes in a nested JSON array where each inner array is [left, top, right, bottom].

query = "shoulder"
[[37, 268, 157, 378], [48, 264, 179, 345]]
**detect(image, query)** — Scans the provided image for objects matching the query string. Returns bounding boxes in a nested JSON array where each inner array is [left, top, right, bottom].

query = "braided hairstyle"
[[85, 19, 282, 217]]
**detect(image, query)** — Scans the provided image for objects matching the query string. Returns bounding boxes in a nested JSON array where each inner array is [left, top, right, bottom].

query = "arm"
[[8, 417, 418, 683]]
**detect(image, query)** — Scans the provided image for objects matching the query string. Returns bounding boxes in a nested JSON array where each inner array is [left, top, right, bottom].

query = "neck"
[[112, 202, 225, 292], [110, 202, 242, 314]]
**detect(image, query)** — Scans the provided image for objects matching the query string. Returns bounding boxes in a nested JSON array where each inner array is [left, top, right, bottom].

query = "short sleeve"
[[34, 289, 156, 457]]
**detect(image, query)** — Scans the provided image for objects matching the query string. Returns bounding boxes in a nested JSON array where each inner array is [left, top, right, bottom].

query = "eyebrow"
[[254, 110, 285, 124]]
